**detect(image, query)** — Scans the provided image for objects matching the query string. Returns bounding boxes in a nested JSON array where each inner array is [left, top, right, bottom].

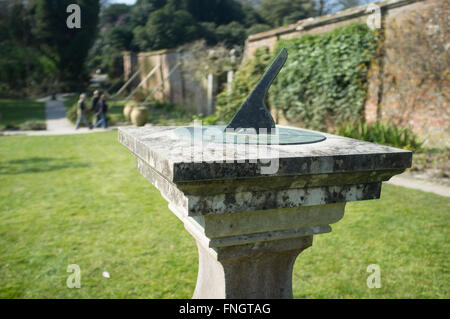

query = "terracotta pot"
[[123, 102, 136, 122], [131, 106, 148, 127]]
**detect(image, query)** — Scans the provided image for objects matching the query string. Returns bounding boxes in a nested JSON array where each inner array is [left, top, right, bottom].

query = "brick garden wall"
[[123, 49, 211, 115], [245, 0, 448, 147]]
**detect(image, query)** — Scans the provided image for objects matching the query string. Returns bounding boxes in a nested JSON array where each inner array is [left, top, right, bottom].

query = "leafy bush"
[[215, 46, 272, 123], [66, 103, 79, 124], [270, 23, 379, 130], [21, 121, 46, 131], [66, 101, 98, 125], [192, 113, 220, 125], [336, 120, 423, 152], [145, 99, 191, 126]]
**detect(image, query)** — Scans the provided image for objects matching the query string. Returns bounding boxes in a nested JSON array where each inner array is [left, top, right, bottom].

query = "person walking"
[[75, 93, 93, 130], [91, 90, 100, 126], [94, 93, 109, 128]]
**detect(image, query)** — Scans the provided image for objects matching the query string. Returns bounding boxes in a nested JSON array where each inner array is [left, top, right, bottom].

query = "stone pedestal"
[[119, 126, 412, 299]]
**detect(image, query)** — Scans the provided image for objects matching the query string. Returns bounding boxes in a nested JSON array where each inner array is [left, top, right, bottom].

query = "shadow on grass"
[[0, 157, 90, 175]]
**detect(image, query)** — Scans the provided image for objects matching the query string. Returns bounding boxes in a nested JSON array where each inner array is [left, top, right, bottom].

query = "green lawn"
[[0, 131, 448, 298], [0, 99, 46, 130]]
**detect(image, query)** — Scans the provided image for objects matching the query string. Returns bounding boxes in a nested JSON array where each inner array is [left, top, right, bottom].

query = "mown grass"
[[0, 131, 448, 298], [0, 99, 46, 130]]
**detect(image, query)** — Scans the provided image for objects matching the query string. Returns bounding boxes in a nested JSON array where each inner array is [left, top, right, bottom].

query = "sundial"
[[174, 48, 326, 145], [118, 47, 412, 298]]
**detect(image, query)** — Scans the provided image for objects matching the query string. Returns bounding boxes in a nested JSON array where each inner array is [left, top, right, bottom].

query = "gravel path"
[[387, 174, 450, 198], [2, 95, 120, 136], [41, 96, 74, 132]]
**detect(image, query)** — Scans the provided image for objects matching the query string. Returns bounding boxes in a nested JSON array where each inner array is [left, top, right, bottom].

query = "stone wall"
[[123, 49, 213, 115], [245, 0, 448, 147]]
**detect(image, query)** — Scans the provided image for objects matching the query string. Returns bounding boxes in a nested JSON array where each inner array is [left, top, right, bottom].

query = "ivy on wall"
[[215, 23, 379, 130], [270, 23, 379, 130]]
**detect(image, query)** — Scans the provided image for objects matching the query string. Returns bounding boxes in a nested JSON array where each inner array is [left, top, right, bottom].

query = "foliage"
[[412, 148, 449, 176], [129, 0, 167, 26], [131, 0, 258, 51], [215, 22, 248, 48], [66, 98, 125, 126], [141, 6, 200, 50], [336, 120, 424, 152], [20, 120, 47, 131], [66, 102, 80, 124], [192, 113, 220, 125], [246, 23, 272, 36], [0, 99, 46, 130], [0, 1, 58, 96], [101, 3, 131, 27], [29, 0, 100, 88], [215, 46, 272, 122], [87, 3, 134, 79], [257, 0, 316, 27], [145, 99, 192, 125], [270, 23, 378, 130], [0, 132, 448, 298], [180, 40, 241, 82]]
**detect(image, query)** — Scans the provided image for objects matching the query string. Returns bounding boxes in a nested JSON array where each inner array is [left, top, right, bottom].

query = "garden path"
[[40, 95, 74, 132], [387, 174, 450, 198]]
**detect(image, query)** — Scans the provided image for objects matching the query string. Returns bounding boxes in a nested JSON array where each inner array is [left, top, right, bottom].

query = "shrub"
[[66, 103, 79, 124], [145, 99, 191, 126], [21, 121, 46, 131], [270, 23, 379, 131], [192, 113, 220, 125], [336, 120, 423, 152]]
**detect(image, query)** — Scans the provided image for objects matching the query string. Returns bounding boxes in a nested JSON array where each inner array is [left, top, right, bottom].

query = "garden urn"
[[123, 101, 136, 122], [131, 106, 148, 127]]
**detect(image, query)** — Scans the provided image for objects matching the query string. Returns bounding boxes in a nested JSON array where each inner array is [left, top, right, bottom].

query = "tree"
[[182, 0, 245, 26], [104, 26, 134, 50], [257, 0, 316, 27], [29, 0, 100, 88], [215, 21, 247, 47], [129, 0, 167, 26], [144, 6, 200, 50], [101, 3, 131, 27], [0, 0, 58, 96]]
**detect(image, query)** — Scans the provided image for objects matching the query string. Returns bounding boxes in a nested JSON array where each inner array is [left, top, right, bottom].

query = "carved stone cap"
[[118, 126, 412, 183]]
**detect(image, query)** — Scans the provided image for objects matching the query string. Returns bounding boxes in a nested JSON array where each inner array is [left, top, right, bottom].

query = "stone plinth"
[[118, 126, 412, 299]]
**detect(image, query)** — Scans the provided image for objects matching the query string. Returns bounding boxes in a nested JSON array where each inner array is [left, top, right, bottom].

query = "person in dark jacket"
[[91, 90, 100, 126], [75, 93, 93, 130], [94, 93, 109, 128]]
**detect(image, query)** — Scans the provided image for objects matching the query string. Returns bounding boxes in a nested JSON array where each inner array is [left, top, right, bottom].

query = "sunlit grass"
[[0, 131, 448, 298]]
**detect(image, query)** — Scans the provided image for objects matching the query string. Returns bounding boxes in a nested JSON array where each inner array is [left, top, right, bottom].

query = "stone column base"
[[193, 236, 313, 299]]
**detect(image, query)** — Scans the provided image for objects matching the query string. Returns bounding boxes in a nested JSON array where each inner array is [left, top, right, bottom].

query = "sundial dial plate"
[[174, 48, 326, 146], [173, 125, 326, 145]]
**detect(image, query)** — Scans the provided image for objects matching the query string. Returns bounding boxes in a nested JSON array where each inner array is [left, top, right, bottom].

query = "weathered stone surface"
[[118, 125, 412, 299], [119, 126, 411, 182]]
